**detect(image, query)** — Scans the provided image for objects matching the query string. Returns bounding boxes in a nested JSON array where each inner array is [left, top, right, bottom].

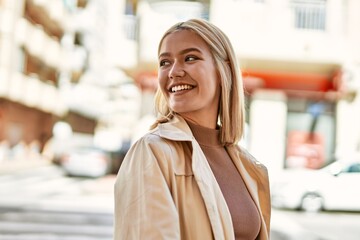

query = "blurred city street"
[[1, 0, 360, 239], [1, 162, 360, 240]]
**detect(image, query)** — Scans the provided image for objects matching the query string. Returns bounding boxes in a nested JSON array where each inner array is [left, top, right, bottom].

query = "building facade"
[[0, 0, 96, 163], [1, 0, 359, 175], [126, 0, 360, 176]]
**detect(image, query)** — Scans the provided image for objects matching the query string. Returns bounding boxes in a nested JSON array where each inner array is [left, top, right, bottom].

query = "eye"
[[159, 60, 170, 67], [185, 56, 198, 62]]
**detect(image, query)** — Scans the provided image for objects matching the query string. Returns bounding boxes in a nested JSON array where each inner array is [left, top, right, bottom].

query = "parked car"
[[60, 146, 112, 178], [271, 160, 360, 212]]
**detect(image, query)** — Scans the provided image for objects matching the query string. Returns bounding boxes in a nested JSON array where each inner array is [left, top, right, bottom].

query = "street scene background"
[[1, 0, 360, 239]]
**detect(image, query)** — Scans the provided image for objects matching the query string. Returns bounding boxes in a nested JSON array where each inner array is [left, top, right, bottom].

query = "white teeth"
[[171, 85, 193, 93]]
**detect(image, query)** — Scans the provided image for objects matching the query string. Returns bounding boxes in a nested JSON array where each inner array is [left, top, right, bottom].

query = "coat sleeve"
[[113, 135, 180, 240]]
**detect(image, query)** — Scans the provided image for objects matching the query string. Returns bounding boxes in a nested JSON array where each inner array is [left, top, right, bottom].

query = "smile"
[[171, 84, 194, 93]]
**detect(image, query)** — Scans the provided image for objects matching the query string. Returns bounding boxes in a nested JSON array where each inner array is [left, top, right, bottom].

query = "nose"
[[168, 62, 185, 79]]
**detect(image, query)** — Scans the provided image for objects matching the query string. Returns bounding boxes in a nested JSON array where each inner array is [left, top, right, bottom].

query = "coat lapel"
[[191, 140, 234, 240], [158, 115, 234, 240]]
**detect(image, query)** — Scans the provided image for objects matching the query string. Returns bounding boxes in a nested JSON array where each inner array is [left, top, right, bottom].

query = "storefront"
[[243, 62, 344, 173]]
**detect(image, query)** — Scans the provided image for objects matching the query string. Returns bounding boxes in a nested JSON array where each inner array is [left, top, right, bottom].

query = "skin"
[[158, 30, 221, 129]]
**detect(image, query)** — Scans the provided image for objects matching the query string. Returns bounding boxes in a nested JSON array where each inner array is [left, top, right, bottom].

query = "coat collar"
[[157, 115, 194, 142], [157, 115, 261, 208], [157, 115, 263, 212], [156, 115, 235, 239], [155, 114, 268, 239]]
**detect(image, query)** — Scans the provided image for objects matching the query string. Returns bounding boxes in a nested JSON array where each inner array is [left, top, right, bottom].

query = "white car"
[[271, 160, 360, 212], [60, 146, 112, 178]]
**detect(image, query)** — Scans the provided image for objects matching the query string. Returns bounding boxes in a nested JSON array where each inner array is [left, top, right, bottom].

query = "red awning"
[[243, 69, 337, 92]]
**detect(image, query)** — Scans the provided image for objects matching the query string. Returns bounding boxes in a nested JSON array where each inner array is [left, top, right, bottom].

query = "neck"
[[180, 114, 217, 129]]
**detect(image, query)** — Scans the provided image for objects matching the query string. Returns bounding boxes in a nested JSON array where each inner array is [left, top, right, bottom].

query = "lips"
[[170, 84, 194, 93]]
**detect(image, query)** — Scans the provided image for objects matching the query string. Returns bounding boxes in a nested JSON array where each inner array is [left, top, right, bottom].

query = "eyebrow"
[[159, 47, 202, 58]]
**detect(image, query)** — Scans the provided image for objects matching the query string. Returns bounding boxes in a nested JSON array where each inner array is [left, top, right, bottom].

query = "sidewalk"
[[0, 161, 115, 214], [271, 209, 324, 240], [0, 159, 52, 174]]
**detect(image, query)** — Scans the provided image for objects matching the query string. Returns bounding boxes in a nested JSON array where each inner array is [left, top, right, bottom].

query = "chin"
[[170, 104, 193, 114]]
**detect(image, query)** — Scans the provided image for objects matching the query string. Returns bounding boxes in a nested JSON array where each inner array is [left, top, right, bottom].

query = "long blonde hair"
[[152, 18, 245, 146]]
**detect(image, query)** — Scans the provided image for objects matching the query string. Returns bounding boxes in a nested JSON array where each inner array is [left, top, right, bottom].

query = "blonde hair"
[[152, 18, 245, 146]]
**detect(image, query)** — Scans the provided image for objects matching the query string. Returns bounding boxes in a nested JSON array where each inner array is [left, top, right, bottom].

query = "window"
[[292, 0, 326, 30]]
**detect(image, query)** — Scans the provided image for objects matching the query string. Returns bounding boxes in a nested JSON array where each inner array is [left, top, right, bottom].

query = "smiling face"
[[158, 29, 221, 128]]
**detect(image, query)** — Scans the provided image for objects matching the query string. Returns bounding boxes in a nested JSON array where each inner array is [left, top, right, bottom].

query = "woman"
[[114, 18, 271, 240]]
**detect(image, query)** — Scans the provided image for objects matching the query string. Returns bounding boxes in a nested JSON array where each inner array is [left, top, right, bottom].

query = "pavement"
[[271, 210, 324, 240], [0, 158, 52, 174], [0, 159, 115, 215]]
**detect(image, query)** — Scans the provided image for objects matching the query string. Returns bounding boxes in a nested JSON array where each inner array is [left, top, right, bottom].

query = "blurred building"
[[65, 0, 142, 151], [209, 0, 360, 175], [0, 0, 96, 163], [118, 0, 360, 176], [1, 0, 360, 175]]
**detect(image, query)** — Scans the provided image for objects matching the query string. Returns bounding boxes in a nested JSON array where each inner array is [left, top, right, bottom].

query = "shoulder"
[[129, 130, 174, 158], [122, 128, 187, 169], [139, 127, 183, 149], [117, 129, 190, 183]]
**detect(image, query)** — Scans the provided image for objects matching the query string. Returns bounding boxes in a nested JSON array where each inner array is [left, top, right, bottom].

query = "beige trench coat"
[[114, 115, 271, 240]]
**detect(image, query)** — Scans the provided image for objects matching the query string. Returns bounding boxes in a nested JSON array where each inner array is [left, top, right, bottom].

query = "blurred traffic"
[[60, 145, 112, 178], [272, 156, 360, 212]]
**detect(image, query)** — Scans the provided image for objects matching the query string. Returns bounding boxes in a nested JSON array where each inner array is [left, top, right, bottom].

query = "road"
[[0, 207, 112, 240], [0, 163, 115, 240], [1, 163, 360, 240], [274, 209, 360, 240]]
